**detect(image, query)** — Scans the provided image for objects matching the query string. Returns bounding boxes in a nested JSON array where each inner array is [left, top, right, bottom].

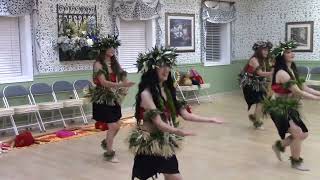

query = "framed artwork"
[[165, 13, 195, 52], [286, 21, 314, 52]]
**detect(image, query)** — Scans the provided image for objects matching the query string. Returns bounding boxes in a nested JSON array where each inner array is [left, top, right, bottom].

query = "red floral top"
[[271, 84, 291, 94], [93, 72, 117, 85]]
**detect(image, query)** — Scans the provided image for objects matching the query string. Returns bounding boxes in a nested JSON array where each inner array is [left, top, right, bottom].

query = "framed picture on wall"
[[165, 13, 195, 52], [286, 21, 314, 52]]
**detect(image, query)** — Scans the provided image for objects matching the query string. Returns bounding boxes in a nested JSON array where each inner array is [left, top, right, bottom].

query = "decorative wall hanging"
[[202, 0, 236, 24], [286, 21, 314, 52], [165, 13, 195, 52], [0, 0, 34, 16], [112, 0, 163, 46], [56, 4, 99, 61]]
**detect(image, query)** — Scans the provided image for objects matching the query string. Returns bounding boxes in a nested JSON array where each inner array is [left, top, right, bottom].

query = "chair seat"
[[38, 102, 64, 111], [60, 99, 83, 107], [0, 108, 14, 117], [12, 105, 39, 114], [200, 83, 210, 89], [178, 85, 199, 91]]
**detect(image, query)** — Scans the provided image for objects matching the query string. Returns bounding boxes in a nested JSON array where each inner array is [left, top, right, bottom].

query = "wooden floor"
[[1, 91, 320, 180]]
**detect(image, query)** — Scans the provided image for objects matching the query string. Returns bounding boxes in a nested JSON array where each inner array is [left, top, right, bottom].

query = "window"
[[0, 16, 33, 84], [119, 19, 155, 73], [205, 22, 231, 66]]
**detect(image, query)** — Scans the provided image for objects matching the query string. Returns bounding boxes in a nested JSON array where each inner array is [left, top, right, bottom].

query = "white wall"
[[232, 0, 320, 61]]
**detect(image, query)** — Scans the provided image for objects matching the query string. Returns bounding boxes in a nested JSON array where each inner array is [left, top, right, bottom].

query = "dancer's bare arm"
[[302, 84, 320, 96], [140, 90, 195, 136], [277, 70, 320, 100], [179, 109, 223, 124], [249, 58, 273, 77], [93, 62, 134, 88]]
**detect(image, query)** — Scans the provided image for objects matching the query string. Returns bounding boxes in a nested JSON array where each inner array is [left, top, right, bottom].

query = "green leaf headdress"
[[136, 46, 178, 73], [93, 34, 121, 51], [272, 40, 297, 57]]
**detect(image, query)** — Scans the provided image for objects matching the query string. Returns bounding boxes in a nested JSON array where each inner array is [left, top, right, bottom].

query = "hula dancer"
[[89, 35, 135, 162], [263, 41, 320, 171], [239, 41, 273, 129], [129, 47, 223, 180]]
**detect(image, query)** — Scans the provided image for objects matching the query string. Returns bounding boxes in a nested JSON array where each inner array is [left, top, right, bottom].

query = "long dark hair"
[[95, 49, 123, 79], [243, 48, 268, 72], [134, 69, 178, 124], [272, 52, 299, 84], [252, 48, 268, 69]]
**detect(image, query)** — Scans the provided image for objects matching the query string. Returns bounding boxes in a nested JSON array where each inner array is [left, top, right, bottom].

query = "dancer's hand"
[[209, 117, 224, 124], [121, 81, 135, 88]]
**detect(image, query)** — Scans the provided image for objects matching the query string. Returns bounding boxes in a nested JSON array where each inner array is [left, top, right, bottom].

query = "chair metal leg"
[[179, 89, 187, 101], [79, 106, 88, 124], [9, 115, 19, 135], [193, 91, 200, 104], [205, 89, 213, 102], [58, 109, 67, 128], [34, 112, 44, 132]]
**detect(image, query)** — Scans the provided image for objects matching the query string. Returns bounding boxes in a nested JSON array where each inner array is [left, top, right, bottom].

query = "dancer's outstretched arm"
[[277, 70, 320, 100], [303, 84, 320, 96], [179, 108, 223, 124]]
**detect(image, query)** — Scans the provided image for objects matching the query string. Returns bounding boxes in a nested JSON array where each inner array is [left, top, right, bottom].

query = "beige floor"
[[0, 92, 320, 180]]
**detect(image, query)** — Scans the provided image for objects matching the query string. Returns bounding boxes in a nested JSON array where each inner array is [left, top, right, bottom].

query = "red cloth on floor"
[[15, 131, 35, 147]]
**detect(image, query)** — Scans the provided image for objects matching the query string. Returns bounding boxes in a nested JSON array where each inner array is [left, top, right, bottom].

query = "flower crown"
[[252, 41, 273, 51], [136, 46, 178, 74], [272, 40, 297, 57], [93, 35, 121, 51]]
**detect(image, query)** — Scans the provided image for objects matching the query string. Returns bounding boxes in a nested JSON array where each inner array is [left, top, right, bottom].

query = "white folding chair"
[[306, 67, 320, 89], [30, 83, 66, 130], [3, 85, 43, 132], [73, 80, 93, 122], [297, 66, 310, 81], [52, 81, 88, 124], [188, 68, 213, 102], [173, 70, 200, 104], [0, 90, 18, 135]]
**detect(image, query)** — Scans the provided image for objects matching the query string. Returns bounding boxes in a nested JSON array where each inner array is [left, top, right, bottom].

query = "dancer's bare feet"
[[290, 157, 309, 171], [272, 144, 282, 161], [104, 151, 120, 163]]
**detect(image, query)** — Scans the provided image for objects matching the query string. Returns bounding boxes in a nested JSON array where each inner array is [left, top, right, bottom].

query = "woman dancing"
[[128, 47, 223, 180], [239, 41, 273, 129], [263, 41, 320, 171], [90, 35, 135, 162]]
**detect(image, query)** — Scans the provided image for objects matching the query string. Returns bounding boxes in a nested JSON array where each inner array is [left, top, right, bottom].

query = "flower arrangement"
[[57, 17, 100, 61]]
